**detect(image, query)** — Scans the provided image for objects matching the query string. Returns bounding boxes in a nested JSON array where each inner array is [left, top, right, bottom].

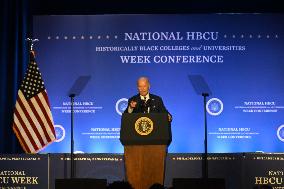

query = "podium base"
[[124, 145, 166, 189]]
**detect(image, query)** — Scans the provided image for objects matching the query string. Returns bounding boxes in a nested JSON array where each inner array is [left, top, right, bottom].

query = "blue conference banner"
[[33, 14, 284, 153]]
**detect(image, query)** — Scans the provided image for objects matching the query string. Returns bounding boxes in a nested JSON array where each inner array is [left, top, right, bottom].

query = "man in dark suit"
[[124, 77, 172, 122]]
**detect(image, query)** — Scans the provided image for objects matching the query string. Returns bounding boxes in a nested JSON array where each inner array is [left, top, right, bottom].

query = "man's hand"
[[130, 100, 137, 108], [168, 113, 172, 122]]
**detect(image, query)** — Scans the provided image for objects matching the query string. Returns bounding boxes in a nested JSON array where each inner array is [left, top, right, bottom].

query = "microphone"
[[149, 98, 156, 111], [141, 96, 149, 113], [146, 98, 155, 113]]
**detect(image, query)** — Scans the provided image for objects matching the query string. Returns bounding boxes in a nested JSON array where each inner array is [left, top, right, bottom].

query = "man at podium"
[[121, 77, 172, 189], [124, 77, 172, 122]]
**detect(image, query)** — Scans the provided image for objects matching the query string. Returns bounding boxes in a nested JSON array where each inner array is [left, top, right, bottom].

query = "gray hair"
[[137, 77, 150, 85]]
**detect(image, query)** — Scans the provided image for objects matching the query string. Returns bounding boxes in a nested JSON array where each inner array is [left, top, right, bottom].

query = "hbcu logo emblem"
[[206, 98, 224, 116], [277, 125, 284, 142], [54, 125, 65, 142], [115, 98, 128, 116]]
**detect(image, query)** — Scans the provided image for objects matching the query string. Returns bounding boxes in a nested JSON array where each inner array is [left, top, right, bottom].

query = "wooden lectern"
[[120, 113, 172, 189]]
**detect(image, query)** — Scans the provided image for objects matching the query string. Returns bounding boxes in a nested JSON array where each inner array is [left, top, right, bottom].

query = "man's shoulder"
[[127, 93, 163, 101], [149, 93, 162, 101], [128, 94, 140, 101]]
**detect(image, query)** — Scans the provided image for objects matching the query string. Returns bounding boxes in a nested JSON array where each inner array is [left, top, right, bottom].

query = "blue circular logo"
[[206, 98, 224, 116], [277, 125, 284, 142], [115, 98, 128, 116], [54, 125, 65, 142]]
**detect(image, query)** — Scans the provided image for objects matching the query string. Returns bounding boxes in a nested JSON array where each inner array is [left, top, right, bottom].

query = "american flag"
[[12, 51, 56, 153]]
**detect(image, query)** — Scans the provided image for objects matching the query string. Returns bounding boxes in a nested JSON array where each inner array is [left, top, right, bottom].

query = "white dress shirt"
[[128, 93, 150, 113]]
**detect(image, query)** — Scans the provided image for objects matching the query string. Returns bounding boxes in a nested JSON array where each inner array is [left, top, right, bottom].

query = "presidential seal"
[[135, 117, 154, 136]]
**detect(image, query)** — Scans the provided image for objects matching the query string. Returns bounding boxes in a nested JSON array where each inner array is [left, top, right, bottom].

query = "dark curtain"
[[0, 0, 31, 153]]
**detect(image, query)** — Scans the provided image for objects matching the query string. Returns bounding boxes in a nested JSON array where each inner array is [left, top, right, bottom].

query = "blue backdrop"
[[33, 14, 284, 153]]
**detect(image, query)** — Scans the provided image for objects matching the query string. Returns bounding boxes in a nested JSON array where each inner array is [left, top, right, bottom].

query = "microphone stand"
[[69, 94, 75, 178], [202, 93, 209, 181], [67, 75, 91, 179]]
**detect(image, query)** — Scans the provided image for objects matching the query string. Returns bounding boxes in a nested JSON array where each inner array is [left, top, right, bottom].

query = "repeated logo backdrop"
[[33, 14, 284, 153]]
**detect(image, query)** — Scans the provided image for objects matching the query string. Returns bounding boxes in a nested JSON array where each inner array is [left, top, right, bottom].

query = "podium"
[[120, 113, 172, 189]]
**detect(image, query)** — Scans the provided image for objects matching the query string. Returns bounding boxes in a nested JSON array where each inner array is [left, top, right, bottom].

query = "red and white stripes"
[[12, 90, 56, 153]]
